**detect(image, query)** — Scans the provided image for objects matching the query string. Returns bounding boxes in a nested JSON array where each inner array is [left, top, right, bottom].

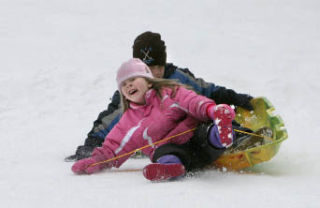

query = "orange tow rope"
[[89, 127, 197, 167], [89, 128, 268, 168], [234, 129, 268, 139]]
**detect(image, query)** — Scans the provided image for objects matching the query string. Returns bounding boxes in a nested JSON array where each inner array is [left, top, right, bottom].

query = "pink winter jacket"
[[92, 86, 216, 168]]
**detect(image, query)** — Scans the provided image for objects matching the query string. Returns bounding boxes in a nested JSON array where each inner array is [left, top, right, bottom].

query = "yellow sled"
[[212, 97, 288, 171]]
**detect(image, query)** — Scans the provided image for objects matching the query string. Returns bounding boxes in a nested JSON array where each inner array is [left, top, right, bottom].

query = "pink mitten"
[[207, 104, 235, 121], [72, 156, 110, 174], [207, 104, 235, 147]]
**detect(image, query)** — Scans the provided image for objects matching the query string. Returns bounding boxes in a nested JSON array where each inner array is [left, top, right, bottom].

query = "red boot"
[[143, 163, 185, 181]]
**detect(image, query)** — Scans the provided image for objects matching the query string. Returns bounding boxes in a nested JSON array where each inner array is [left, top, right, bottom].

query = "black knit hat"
[[132, 31, 167, 66]]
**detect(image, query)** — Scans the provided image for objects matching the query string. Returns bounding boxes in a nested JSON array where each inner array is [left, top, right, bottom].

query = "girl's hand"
[[207, 104, 235, 122], [207, 104, 235, 148], [72, 155, 111, 174]]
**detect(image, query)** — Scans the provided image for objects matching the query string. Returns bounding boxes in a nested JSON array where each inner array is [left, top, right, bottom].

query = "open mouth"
[[129, 89, 137, 95]]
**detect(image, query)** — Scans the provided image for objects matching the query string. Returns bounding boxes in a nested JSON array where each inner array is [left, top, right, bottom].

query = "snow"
[[1, 0, 320, 207]]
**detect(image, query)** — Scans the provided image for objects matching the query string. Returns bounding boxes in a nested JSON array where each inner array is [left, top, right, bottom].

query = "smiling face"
[[120, 77, 152, 105]]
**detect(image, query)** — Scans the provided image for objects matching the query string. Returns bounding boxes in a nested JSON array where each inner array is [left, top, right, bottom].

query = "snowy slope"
[[1, 0, 320, 207]]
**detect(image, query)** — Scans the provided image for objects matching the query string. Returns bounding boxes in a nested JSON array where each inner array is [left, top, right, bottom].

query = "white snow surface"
[[1, 0, 320, 207]]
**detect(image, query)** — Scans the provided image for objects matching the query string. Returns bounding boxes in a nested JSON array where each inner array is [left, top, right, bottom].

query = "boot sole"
[[143, 163, 185, 181]]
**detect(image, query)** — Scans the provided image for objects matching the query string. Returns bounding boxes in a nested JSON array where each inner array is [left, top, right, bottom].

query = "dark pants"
[[152, 121, 253, 172], [152, 123, 225, 172]]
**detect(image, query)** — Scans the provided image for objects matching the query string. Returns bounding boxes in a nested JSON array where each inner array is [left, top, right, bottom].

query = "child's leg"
[[144, 143, 192, 181], [143, 154, 185, 181], [189, 123, 226, 170]]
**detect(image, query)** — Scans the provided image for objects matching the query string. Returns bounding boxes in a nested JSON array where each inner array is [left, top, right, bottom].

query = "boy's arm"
[[65, 91, 122, 161], [85, 91, 121, 146], [210, 86, 253, 110], [171, 87, 215, 121], [172, 67, 253, 110]]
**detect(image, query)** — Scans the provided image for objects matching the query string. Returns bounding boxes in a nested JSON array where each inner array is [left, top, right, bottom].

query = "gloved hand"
[[72, 157, 101, 174], [64, 146, 94, 162], [211, 88, 254, 111], [207, 104, 235, 122], [233, 94, 254, 111], [71, 150, 112, 174], [206, 104, 235, 147], [75, 145, 95, 160], [65, 136, 105, 162]]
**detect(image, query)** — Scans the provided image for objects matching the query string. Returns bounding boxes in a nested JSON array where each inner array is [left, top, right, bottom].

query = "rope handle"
[[89, 128, 197, 167], [89, 128, 270, 168]]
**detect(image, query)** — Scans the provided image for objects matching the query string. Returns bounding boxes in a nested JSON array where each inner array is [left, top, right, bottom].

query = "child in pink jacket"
[[72, 58, 235, 181]]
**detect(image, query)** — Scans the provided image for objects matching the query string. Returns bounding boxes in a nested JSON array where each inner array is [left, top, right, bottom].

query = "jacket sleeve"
[[170, 87, 215, 121], [170, 68, 253, 108], [97, 114, 141, 168], [210, 86, 253, 109], [84, 90, 122, 147], [169, 68, 219, 98]]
